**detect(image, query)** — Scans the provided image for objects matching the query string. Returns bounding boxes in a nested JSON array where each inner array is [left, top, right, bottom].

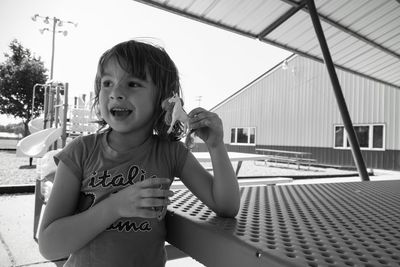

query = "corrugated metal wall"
[[211, 55, 400, 169]]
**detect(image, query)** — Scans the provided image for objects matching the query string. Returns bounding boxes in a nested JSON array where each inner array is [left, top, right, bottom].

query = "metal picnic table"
[[166, 180, 400, 267], [193, 152, 269, 176], [256, 148, 315, 169]]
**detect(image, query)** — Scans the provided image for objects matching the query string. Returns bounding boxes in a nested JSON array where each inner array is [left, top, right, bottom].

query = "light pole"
[[31, 14, 78, 80]]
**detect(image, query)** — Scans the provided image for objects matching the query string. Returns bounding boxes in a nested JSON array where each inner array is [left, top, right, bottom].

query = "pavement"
[[0, 193, 64, 267], [1, 170, 399, 267]]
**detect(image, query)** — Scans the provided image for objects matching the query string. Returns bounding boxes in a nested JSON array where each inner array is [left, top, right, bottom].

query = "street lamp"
[[32, 14, 78, 80]]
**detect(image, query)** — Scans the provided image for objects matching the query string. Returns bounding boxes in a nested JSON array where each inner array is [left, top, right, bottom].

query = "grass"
[[0, 138, 19, 150], [0, 150, 38, 185]]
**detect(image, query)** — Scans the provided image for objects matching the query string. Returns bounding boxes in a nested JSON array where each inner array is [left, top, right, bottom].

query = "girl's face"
[[99, 58, 157, 135]]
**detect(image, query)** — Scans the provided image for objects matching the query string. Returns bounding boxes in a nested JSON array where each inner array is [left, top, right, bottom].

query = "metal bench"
[[258, 155, 316, 170]]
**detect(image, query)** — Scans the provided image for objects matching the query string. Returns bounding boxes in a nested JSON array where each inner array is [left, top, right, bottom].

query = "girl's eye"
[[128, 81, 141, 88], [102, 80, 112, 88]]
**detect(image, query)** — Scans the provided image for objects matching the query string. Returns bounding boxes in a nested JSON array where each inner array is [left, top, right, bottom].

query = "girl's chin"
[[107, 120, 130, 131], [107, 121, 144, 134], [109, 127, 136, 136]]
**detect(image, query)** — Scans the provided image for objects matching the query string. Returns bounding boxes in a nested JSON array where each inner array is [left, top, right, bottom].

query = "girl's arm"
[[38, 161, 118, 260], [179, 108, 240, 218], [39, 161, 172, 260]]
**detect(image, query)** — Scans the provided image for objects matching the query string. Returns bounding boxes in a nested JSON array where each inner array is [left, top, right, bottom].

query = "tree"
[[0, 39, 48, 136]]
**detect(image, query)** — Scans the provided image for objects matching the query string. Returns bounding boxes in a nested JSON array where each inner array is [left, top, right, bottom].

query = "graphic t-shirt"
[[55, 132, 189, 267]]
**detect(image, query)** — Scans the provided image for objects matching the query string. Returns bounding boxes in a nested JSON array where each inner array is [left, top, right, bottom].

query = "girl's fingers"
[[189, 120, 210, 130], [188, 107, 207, 118], [189, 114, 219, 130], [139, 178, 171, 188], [141, 188, 174, 198], [189, 110, 214, 123], [189, 110, 214, 121], [140, 197, 171, 208], [112, 178, 173, 219]]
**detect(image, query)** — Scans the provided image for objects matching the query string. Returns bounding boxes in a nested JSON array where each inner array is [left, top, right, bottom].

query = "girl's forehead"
[[101, 57, 152, 81], [102, 58, 127, 75]]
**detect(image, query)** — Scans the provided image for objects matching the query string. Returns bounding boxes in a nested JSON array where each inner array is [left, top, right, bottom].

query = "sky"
[[0, 0, 291, 125]]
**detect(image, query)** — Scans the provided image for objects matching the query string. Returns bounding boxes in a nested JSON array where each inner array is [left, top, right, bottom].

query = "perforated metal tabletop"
[[166, 180, 400, 267]]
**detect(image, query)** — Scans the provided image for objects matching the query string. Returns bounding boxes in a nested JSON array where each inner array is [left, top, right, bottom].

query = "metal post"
[[50, 17, 56, 80], [31, 84, 40, 120], [49, 87, 55, 128], [306, 0, 369, 181], [43, 85, 50, 129], [53, 85, 61, 150], [61, 83, 68, 148], [55, 86, 60, 128]]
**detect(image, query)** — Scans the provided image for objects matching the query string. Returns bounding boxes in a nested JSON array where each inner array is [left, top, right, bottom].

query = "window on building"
[[230, 127, 256, 145], [230, 129, 236, 143], [334, 126, 344, 148], [334, 124, 385, 150], [373, 125, 384, 148], [354, 126, 369, 148]]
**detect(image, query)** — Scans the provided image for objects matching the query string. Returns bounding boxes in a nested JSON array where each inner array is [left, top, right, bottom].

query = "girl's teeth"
[[111, 108, 131, 117]]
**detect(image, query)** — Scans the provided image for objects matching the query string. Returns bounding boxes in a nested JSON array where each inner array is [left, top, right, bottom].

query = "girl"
[[38, 39, 240, 266]]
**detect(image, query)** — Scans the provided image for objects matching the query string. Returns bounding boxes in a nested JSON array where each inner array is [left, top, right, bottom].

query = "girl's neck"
[[107, 129, 152, 152]]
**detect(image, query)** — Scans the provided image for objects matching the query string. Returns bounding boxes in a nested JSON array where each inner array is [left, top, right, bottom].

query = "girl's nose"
[[109, 82, 125, 100]]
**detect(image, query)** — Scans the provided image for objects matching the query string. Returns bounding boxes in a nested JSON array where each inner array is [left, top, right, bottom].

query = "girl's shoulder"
[[151, 135, 189, 161], [151, 136, 189, 177], [152, 135, 187, 150], [61, 132, 105, 157], [71, 131, 104, 146], [54, 132, 105, 176]]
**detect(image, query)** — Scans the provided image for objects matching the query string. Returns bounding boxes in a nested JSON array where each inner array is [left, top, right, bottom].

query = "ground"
[[0, 150, 38, 185], [0, 148, 359, 187]]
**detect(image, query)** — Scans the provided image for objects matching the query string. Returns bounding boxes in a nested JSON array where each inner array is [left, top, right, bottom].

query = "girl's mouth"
[[110, 107, 133, 118]]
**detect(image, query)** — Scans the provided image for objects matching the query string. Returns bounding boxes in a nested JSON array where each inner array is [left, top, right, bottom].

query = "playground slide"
[[29, 104, 64, 134], [28, 117, 44, 133], [16, 127, 62, 158]]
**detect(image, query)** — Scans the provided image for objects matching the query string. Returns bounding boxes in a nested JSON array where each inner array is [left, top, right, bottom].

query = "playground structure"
[[14, 81, 98, 240], [16, 81, 98, 159]]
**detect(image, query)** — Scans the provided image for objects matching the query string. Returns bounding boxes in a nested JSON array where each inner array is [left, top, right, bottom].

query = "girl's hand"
[[109, 178, 173, 219], [188, 108, 224, 148]]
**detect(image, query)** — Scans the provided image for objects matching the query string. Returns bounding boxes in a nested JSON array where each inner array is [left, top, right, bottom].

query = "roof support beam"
[[282, 0, 400, 60], [257, 0, 307, 39], [133, 0, 259, 40], [307, 0, 369, 181]]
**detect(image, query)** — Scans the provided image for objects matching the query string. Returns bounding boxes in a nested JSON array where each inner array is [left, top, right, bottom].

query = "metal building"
[[210, 55, 400, 170]]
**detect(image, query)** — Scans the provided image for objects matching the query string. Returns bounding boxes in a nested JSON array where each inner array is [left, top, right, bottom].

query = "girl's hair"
[[92, 39, 184, 140]]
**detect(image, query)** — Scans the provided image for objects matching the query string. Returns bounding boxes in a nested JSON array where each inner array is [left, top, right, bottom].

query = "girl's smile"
[[109, 106, 135, 120]]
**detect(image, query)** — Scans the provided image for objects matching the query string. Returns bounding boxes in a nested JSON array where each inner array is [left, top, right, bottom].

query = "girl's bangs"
[[98, 45, 148, 80]]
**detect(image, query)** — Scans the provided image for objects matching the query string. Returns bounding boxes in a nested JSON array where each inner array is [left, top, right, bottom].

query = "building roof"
[[210, 54, 297, 111], [133, 0, 400, 89]]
